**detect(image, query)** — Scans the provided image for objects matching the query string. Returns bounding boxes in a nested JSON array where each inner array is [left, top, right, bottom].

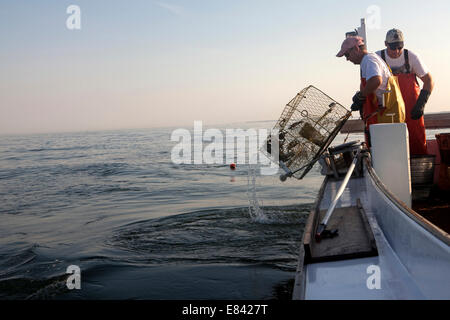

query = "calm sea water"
[[0, 121, 358, 300]]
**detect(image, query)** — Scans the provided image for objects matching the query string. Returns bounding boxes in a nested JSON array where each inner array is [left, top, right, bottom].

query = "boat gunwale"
[[292, 175, 329, 300], [302, 175, 329, 258], [364, 156, 450, 246]]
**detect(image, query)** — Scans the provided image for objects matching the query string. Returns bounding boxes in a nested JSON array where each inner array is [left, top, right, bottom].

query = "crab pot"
[[410, 155, 436, 185], [436, 133, 450, 190], [410, 155, 436, 200]]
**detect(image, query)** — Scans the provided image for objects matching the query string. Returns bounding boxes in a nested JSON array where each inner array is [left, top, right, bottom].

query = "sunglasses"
[[388, 43, 403, 51]]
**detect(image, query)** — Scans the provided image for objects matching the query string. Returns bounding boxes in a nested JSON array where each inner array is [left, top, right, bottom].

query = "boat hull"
[[293, 158, 450, 300]]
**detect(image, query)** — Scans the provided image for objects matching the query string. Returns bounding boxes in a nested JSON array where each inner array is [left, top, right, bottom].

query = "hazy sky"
[[1, 0, 450, 134]]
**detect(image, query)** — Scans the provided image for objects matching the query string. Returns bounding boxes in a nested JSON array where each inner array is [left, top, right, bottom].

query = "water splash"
[[247, 165, 271, 223]]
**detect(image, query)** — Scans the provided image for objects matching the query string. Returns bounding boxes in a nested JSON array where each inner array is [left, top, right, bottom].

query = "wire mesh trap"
[[263, 85, 351, 180]]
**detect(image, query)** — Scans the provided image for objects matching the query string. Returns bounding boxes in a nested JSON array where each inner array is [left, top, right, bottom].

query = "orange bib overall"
[[380, 50, 427, 155], [361, 78, 379, 147]]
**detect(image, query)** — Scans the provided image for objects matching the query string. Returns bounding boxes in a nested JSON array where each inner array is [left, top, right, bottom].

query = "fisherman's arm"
[[351, 76, 382, 111], [361, 76, 382, 97], [420, 73, 434, 93]]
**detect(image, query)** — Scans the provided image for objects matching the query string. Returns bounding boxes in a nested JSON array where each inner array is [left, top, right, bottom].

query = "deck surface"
[[309, 206, 377, 262]]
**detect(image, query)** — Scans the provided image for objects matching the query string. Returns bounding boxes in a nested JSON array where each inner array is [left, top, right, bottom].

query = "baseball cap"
[[336, 36, 365, 57], [386, 29, 404, 44]]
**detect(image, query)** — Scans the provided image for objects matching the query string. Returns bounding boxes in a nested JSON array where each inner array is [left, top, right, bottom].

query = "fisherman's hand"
[[411, 89, 431, 120], [351, 91, 365, 111]]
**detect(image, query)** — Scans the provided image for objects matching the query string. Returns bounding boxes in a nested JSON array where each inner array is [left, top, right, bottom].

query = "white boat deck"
[[303, 176, 439, 299]]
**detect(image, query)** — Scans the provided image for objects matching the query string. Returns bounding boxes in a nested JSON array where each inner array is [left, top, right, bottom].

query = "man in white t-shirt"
[[376, 29, 434, 155], [336, 36, 391, 109], [336, 36, 404, 146]]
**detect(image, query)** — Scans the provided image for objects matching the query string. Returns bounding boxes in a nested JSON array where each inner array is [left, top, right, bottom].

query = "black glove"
[[351, 91, 366, 111], [411, 89, 431, 120]]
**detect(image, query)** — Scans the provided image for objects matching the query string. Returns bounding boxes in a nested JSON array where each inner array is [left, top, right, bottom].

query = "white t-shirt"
[[375, 49, 429, 78], [360, 53, 392, 104]]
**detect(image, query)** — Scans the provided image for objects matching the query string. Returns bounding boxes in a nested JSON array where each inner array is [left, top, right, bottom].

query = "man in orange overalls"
[[376, 29, 435, 155]]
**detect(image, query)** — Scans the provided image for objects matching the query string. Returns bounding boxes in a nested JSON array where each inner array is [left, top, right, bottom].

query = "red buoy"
[[230, 163, 236, 170]]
